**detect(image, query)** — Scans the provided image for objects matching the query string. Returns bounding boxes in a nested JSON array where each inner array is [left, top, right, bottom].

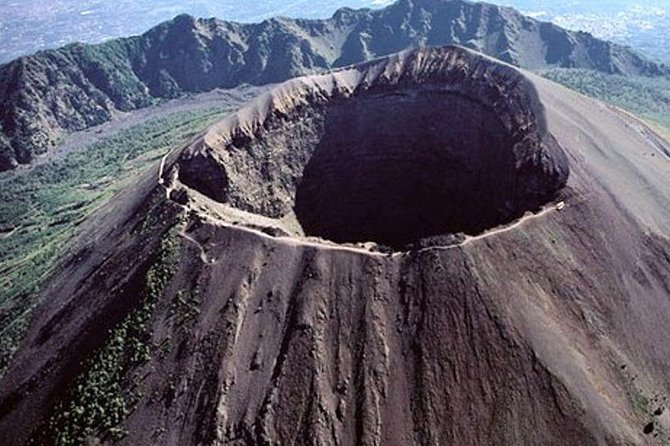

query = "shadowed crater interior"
[[295, 91, 525, 247]]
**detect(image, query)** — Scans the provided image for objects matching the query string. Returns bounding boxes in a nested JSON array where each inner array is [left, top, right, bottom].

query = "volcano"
[[1, 46, 670, 445]]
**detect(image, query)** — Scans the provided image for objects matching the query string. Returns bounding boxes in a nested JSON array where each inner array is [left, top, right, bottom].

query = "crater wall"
[[177, 46, 570, 247]]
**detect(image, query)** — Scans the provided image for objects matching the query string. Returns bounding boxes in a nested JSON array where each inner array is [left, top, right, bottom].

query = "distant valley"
[[503, 0, 670, 63]]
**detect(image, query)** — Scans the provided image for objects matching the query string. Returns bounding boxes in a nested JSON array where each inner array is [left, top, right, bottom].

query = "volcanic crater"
[[3, 45, 670, 446], [177, 47, 570, 249]]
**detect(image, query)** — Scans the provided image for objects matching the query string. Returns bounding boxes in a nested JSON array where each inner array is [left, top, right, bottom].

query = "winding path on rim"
[[156, 152, 561, 259]]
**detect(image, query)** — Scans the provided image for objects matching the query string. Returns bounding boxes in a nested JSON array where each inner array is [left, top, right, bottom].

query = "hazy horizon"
[[1, 0, 668, 63]]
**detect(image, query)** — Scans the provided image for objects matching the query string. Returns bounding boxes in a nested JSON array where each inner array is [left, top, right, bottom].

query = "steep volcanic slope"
[[1, 46, 670, 445], [1, 0, 669, 170]]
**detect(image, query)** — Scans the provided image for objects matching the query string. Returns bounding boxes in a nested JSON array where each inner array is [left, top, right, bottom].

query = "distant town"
[[515, 3, 669, 63]]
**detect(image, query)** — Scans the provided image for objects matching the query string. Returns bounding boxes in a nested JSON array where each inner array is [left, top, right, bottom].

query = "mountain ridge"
[[1, 0, 669, 171]]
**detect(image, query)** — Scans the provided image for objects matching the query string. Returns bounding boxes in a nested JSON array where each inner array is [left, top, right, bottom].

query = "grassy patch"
[[0, 107, 228, 375], [619, 364, 669, 443], [30, 228, 180, 445], [540, 69, 670, 134], [169, 289, 202, 329]]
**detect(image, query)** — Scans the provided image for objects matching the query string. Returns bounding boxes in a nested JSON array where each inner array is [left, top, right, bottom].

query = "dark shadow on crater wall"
[[295, 90, 557, 248]]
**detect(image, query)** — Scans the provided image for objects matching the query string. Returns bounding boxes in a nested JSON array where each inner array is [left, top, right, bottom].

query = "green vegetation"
[[541, 69, 670, 134], [32, 229, 180, 446], [169, 289, 202, 329], [71, 40, 156, 108], [0, 107, 229, 375], [619, 364, 669, 443]]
